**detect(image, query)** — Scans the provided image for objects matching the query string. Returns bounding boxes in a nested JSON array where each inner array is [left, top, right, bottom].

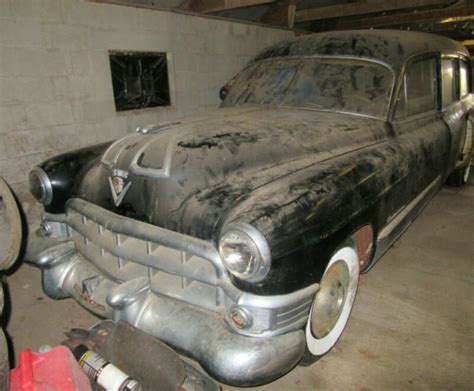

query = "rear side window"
[[460, 60, 469, 97], [441, 58, 458, 106], [395, 57, 438, 118]]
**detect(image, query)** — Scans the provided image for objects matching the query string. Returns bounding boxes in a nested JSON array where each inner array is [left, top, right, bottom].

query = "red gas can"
[[9, 346, 91, 391]]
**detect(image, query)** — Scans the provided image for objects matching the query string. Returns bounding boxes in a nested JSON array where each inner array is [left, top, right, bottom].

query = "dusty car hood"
[[78, 106, 388, 239]]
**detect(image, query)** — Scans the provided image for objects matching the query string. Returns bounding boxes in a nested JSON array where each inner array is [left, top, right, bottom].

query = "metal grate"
[[65, 209, 225, 312], [109, 51, 171, 112]]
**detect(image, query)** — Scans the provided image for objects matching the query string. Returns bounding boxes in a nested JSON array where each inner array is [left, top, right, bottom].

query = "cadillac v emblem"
[[108, 168, 131, 207]]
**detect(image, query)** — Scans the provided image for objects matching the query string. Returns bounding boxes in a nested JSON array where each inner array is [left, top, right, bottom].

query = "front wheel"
[[301, 245, 360, 364]]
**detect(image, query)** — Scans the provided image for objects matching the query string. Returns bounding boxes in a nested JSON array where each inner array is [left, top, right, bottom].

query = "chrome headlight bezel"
[[218, 222, 271, 282], [29, 167, 53, 206]]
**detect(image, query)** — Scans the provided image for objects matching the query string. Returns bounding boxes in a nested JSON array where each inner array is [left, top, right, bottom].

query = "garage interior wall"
[[0, 0, 293, 219]]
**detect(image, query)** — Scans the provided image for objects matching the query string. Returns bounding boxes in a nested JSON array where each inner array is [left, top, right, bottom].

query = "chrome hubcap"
[[310, 260, 350, 339]]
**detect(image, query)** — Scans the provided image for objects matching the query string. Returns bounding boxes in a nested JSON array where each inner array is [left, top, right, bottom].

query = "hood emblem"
[[108, 168, 131, 207]]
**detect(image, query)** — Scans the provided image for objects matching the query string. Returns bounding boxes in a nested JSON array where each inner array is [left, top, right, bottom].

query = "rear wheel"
[[301, 245, 359, 365], [447, 157, 472, 187]]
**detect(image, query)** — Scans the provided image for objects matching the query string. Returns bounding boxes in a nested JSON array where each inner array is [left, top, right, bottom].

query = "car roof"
[[252, 30, 469, 72]]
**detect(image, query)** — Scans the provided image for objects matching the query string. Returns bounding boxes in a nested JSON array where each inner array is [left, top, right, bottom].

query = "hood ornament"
[[108, 168, 131, 207]]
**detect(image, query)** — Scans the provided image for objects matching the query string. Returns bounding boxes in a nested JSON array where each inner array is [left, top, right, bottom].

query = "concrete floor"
[[2, 178, 473, 390]]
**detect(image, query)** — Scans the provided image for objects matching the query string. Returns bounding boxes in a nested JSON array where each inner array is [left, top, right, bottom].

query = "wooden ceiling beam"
[[295, 0, 455, 23], [327, 2, 474, 30], [178, 0, 277, 13], [394, 20, 474, 33], [259, 0, 301, 28]]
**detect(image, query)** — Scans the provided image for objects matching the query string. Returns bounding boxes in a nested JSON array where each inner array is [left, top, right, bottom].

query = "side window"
[[395, 57, 438, 118], [441, 58, 458, 106], [460, 60, 469, 98]]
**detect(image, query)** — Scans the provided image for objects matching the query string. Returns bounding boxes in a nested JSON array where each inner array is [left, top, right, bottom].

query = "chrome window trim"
[[388, 50, 469, 122], [391, 52, 440, 121]]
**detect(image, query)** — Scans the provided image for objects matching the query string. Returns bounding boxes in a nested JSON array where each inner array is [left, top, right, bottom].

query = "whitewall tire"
[[305, 245, 360, 356]]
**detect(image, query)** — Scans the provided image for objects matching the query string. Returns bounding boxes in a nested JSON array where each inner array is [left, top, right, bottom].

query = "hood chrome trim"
[[129, 134, 176, 178]]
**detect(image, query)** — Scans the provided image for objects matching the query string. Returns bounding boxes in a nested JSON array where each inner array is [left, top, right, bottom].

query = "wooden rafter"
[[323, 2, 474, 30], [295, 0, 457, 23], [260, 0, 301, 28], [178, 0, 277, 13]]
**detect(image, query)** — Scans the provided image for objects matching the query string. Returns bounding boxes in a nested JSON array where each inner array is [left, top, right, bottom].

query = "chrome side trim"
[[379, 175, 441, 240], [237, 282, 318, 309], [371, 175, 441, 269], [136, 121, 182, 134]]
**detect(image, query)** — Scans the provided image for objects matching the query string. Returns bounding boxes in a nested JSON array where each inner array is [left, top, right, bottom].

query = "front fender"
[[36, 142, 112, 214], [221, 142, 411, 295]]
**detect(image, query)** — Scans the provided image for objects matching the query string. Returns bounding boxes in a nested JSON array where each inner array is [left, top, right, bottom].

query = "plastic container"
[[9, 346, 91, 391], [72, 344, 140, 391]]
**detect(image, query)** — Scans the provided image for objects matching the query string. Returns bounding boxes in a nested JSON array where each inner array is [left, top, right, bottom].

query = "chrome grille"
[[56, 198, 319, 337], [65, 205, 225, 312]]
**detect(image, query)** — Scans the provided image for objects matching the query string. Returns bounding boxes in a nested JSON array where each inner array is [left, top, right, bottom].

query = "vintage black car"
[[27, 30, 472, 386]]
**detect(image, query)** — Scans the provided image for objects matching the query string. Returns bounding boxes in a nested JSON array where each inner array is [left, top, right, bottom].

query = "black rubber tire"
[[298, 348, 323, 366], [0, 177, 22, 270], [0, 330, 9, 391], [447, 159, 472, 187]]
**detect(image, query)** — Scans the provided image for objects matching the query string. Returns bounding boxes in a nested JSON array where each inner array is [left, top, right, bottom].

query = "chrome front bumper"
[[25, 199, 318, 386]]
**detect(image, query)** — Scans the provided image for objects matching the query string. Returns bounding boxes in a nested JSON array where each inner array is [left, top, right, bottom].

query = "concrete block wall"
[[0, 0, 293, 217]]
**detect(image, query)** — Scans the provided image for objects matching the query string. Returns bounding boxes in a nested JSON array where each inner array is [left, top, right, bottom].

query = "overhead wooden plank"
[[260, 0, 301, 28], [178, 0, 276, 13], [332, 2, 474, 29], [295, 0, 454, 23], [288, 2, 296, 28], [393, 20, 474, 34]]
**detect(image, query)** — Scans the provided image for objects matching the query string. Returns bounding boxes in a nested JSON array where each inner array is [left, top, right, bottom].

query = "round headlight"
[[29, 167, 53, 205], [218, 223, 271, 282]]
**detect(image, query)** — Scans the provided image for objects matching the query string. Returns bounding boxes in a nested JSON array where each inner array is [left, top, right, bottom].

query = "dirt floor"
[[2, 177, 473, 390]]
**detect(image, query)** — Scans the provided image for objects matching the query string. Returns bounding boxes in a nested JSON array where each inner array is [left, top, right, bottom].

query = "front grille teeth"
[[67, 209, 222, 311]]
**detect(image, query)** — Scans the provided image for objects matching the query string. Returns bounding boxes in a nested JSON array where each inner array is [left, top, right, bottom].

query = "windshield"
[[222, 57, 393, 118]]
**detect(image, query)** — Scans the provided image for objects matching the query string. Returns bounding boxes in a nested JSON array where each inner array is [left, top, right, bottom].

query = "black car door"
[[391, 55, 450, 201], [375, 55, 450, 255]]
